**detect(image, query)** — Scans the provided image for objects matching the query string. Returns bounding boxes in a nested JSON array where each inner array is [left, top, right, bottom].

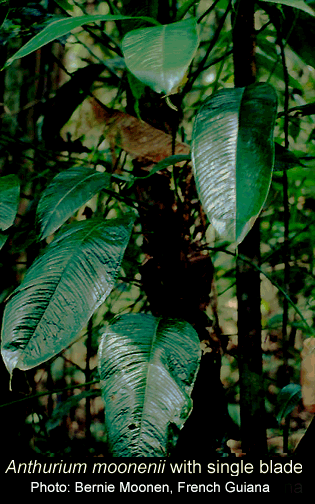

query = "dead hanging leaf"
[[68, 97, 190, 165], [300, 338, 315, 413]]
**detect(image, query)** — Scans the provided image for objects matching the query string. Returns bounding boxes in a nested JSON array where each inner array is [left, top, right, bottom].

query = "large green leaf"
[[36, 167, 111, 240], [1, 214, 135, 377], [98, 314, 201, 456], [260, 0, 315, 15], [122, 18, 199, 95], [191, 82, 278, 245], [0, 174, 20, 231], [3, 14, 159, 69]]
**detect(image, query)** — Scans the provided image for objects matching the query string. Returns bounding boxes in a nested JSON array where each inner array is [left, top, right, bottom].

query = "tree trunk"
[[233, 0, 267, 455]]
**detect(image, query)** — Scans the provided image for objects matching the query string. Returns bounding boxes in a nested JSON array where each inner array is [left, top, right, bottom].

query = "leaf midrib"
[[136, 316, 175, 455], [16, 220, 108, 367]]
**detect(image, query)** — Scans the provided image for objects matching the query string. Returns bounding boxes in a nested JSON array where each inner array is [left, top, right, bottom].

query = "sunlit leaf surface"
[[122, 18, 199, 95]]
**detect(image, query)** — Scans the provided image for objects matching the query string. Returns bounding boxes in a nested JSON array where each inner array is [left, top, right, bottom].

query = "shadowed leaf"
[[0, 174, 20, 231], [276, 383, 302, 424]]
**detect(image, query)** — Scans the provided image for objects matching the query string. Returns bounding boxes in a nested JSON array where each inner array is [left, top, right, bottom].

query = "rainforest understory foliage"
[[0, 0, 315, 458]]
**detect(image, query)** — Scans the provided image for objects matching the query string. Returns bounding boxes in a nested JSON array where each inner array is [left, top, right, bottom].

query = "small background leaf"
[[228, 403, 241, 427], [46, 389, 100, 431], [144, 154, 191, 177], [122, 18, 199, 95], [0, 232, 8, 250], [0, 174, 20, 231], [54, 0, 74, 12], [282, 6, 315, 68], [276, 383, 302, 424], [98, 314, 201, 456], [113, 154, 191, 183], [1, 214, 135, 376], [260, 0, 315, 16], [36, 167, 111, 239], [274, 143, 305, 171]]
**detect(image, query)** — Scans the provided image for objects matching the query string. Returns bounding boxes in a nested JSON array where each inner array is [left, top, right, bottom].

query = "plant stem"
[[197, 0, 221, 24], [0, 380, 100, 408], [279, 26, 291, 456], [182, 0, 232, 96], [175, 0, 203, 21]]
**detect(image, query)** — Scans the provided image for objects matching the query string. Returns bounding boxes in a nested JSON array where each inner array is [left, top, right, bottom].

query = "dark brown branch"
[[233, 0, 267, 455]]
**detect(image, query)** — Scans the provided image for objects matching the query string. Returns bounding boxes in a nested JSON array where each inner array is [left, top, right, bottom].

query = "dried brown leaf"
[[71, 97, 190, 165]]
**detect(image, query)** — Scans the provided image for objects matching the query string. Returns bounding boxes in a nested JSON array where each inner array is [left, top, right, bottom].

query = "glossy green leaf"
[[98, 314, 201, 456], [276, 383, 302, 424], [260, 0, 315, 16], [3, 14, 159, 69], [1, 214, 135, 377], [122, 18, 199, 95], [36, 167, 111, 240], [191, 82, 278, 245], [0, 174, 20, 231]]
